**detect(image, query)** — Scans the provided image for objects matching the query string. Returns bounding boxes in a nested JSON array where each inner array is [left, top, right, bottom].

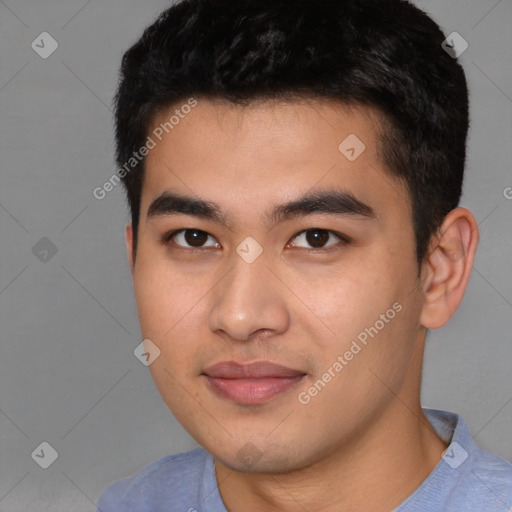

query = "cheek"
[[132, 269, 172, 340], [132, 249, 193, 337], [297, 259, 393, 347], [147, 359, 205, 436], [132, 258, 210, 372], [302, 257, 415, 388], [295, 304, 417, 436]]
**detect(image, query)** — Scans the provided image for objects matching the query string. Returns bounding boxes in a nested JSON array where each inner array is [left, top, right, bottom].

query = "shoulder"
[[440, 409, 512, 509], [404, 409, 512, 511], [464, 445, 512, 509], [97, 447, 210, 512]]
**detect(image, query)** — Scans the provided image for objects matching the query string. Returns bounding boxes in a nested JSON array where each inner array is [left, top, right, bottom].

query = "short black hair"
[[114, 0, 469, 268]]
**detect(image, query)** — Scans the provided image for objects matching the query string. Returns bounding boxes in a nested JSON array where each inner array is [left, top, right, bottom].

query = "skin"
[[125, 98, 479, 512]]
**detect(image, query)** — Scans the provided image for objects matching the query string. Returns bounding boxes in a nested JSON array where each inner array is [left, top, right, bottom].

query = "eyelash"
[[161, 228, 351, 253]]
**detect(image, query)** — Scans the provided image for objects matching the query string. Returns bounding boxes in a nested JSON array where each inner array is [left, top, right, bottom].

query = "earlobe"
[[420, 208, 479, 329], [125, 222, 134, 273]]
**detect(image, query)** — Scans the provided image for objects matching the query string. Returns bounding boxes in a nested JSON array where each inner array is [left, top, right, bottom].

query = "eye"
[[162, 229, 220, 249], [288, 229, 349, 251], [162, 228, 349, 252]]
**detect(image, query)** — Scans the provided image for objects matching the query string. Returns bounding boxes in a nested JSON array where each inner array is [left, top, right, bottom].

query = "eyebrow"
[[146, 189, 377, 228]]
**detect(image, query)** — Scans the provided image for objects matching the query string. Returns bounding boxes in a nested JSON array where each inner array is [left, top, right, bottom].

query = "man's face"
[[128, 99, 427, 472]]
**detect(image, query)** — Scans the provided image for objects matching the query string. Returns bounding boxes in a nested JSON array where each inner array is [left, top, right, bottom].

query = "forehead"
[[148, 97, 382, 163], [141, 98, 411, 227]]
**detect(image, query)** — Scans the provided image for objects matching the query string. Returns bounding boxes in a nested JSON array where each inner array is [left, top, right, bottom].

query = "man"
[[98, 0, 512, 510]]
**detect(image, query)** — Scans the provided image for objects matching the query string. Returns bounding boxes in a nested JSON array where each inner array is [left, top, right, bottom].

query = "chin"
[[210, 438, 313, 474], [218, 453, 300, 474]]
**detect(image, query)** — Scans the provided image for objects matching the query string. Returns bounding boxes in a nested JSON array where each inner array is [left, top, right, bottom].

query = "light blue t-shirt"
[[97, 409, 512, 511]]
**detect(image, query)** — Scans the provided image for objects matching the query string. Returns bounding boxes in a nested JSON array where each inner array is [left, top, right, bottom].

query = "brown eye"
[[289, 229, 348, 250], [164, 229, 219, 249], [305, 229, 330, 248]]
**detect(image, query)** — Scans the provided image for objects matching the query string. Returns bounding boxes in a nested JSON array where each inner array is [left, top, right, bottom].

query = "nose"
[[207, 252, 290, 342]]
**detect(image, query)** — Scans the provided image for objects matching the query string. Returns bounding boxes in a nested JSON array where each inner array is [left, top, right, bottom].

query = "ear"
[[125, 222, 135, 274], [419, 207, 479, 329]]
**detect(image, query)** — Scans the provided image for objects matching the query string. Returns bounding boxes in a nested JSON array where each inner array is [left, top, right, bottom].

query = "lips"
[[203, 361, 306, 379], [202, 361, 306, 404]]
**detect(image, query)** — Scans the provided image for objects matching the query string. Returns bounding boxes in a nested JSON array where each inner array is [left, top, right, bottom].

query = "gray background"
[[0, 0, 511, 510]]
